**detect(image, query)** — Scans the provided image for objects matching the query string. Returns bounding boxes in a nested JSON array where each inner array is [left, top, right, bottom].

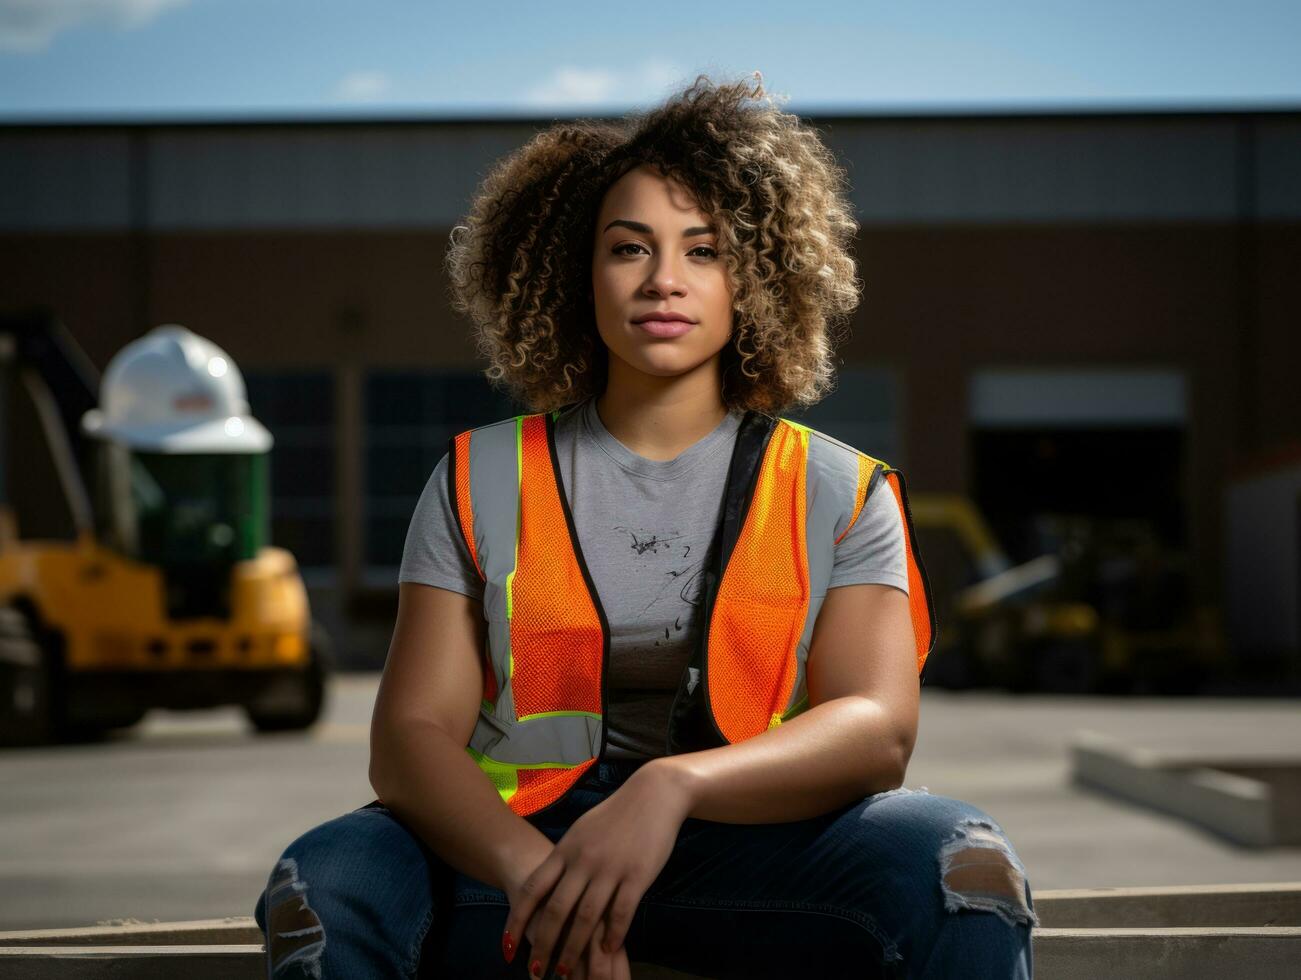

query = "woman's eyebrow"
[[603, 218, 715, 236]]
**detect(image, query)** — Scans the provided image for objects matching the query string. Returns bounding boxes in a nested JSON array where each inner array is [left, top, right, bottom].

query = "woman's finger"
[[613, 939, 633, 980], [568, 918, 598, 980], [526, 869, 591, 978], [585, 919, 614, 980], [550, 874, 618, 977], [599, 878, 641, 955], [567, 921, 593, 980], [502, 852, 564, 966]]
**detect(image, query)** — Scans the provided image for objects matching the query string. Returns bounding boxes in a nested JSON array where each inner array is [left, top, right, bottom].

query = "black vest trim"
[[666, 410, 779, 755]]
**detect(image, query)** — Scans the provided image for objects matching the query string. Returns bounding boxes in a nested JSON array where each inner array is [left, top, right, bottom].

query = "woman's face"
[[591, 164, 733, 386]]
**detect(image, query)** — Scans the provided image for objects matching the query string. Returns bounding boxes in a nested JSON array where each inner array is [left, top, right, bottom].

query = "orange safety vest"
[[448, 405, 936, 818]]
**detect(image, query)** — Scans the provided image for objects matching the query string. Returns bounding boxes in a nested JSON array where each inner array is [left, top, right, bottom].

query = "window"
[[242, 371, 336, 577], [363, 370, 521, 583], [968, 366, 1188, 560]]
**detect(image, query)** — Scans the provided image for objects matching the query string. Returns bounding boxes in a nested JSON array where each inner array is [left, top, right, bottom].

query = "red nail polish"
[[556, 964, 570, 978], [501, 929, 515, 963], [530, 958, 542, 978]]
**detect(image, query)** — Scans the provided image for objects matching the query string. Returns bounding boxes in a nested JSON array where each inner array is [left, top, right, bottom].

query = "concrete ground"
[[0, 675, 1298, 931]]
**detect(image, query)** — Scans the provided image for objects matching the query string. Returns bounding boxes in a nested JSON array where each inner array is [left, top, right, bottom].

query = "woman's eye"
[[613, 243, 717, 258]]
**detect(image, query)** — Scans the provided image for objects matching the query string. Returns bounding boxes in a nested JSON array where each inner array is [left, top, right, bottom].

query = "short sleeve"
[[827, 477, 909, 595], [397, 451, 485, 601]]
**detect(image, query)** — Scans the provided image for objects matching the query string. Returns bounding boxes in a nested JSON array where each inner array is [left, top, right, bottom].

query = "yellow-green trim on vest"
[[776, 690, 811, 726], [505, 415, 523, 624], [464, 745, 593, 806], [517, 709, 603, 722]]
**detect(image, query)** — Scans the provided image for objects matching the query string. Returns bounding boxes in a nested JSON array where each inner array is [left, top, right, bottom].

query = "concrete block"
[[0, 918, 263, 947], [1070, 728, 1301, 846], [1032, 927, 1301, 980], [0, 946, 263, 979], [1031, 881, 1301, 928]]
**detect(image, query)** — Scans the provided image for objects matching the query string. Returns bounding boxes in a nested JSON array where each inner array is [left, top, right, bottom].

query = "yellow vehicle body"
[[0, 525, 310, 676], [0, 503, 324, 744]]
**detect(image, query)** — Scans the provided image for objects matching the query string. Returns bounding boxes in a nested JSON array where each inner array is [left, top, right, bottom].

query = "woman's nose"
[[643, 254, 686, 295]]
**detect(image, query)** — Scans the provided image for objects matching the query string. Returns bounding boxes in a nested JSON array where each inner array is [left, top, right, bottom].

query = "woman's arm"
[[641, 582, 920, 823], [369, 582, 553, 893]]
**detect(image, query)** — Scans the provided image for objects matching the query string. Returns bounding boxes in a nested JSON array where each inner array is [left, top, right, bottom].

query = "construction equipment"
[[0, 309, 330, 745], [912, 494, 1226, 694]]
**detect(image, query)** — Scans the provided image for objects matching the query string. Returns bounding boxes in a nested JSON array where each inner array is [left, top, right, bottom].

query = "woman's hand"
[[504, 845, 631, 979], [569, 918, 632, 980], [504, 761, 693, 978]]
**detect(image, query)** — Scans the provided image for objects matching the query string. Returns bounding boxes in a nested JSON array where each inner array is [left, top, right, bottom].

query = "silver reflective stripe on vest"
[[468, 418, 522, 724], [471, 713, 603, 765], [465, 415, 605, 767]]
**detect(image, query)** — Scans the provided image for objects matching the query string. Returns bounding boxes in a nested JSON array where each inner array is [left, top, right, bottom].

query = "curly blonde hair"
[[445, 71, 862, 415]]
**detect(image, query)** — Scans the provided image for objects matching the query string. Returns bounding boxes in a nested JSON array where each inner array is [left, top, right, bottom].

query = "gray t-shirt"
[[398, 395, 909, 761]]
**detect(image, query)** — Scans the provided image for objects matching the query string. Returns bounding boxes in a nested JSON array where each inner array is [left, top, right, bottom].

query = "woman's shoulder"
[[452, 399, 589, 439], [452, 414, 522, 439], [778, 417, 892, 472]]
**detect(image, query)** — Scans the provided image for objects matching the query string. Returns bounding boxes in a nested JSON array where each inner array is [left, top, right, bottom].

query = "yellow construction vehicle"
[[911, 494, 1226, 693], [0, 309, 330, 745]]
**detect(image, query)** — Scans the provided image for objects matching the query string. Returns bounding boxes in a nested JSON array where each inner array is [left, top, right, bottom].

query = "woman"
[[254, 72, 1038, 979]]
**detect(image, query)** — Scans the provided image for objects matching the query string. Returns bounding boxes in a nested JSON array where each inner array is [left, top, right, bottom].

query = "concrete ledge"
[[1031, 927, 1301, 980], [0, 946, 701, 980], [1030, 881, 1301, 928], [1070, 728, 1301, 846], [0, 918, 263, 947], [4, 882, 1298, 946], [0, 946, 263, 980], [2, 884, 1298, 979], [3, 931, 1300, 980]]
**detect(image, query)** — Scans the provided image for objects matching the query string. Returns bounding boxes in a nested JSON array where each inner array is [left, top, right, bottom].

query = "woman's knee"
[[847, 788, 1039, 931], [255, 806, 438, 977], [263, 808, 422, 905]]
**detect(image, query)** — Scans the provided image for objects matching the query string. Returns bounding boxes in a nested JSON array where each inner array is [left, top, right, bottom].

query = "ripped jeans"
[[253, 760, 1037, 978]]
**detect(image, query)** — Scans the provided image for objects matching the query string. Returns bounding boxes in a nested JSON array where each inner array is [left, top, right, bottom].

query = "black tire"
[[0, 606, 57, 747], [244, 620, 330, 733]]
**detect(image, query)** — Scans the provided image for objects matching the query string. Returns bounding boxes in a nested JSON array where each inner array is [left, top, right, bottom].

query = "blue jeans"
[[254, 760, 1037, 978]]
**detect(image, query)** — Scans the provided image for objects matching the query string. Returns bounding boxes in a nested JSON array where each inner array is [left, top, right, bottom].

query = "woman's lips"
[[633, 318, 695, 338]]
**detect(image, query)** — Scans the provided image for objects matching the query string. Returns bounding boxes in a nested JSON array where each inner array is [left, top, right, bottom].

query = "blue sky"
[[2, 0, 1299, 121]]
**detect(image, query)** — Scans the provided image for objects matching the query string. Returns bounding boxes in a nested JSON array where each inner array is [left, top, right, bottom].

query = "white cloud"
[[333, 70, 394, 103], [0, 0, 189, 53], [522, 60, 689, 109], [638, 58, 690, 95], [523, 66, 618, 107]]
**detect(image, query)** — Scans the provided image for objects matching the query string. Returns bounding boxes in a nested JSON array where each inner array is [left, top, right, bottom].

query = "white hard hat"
[[81, 324, 273, 453]]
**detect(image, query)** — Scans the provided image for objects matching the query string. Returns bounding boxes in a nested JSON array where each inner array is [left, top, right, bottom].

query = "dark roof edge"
[[2, 101, 1301, 132]]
